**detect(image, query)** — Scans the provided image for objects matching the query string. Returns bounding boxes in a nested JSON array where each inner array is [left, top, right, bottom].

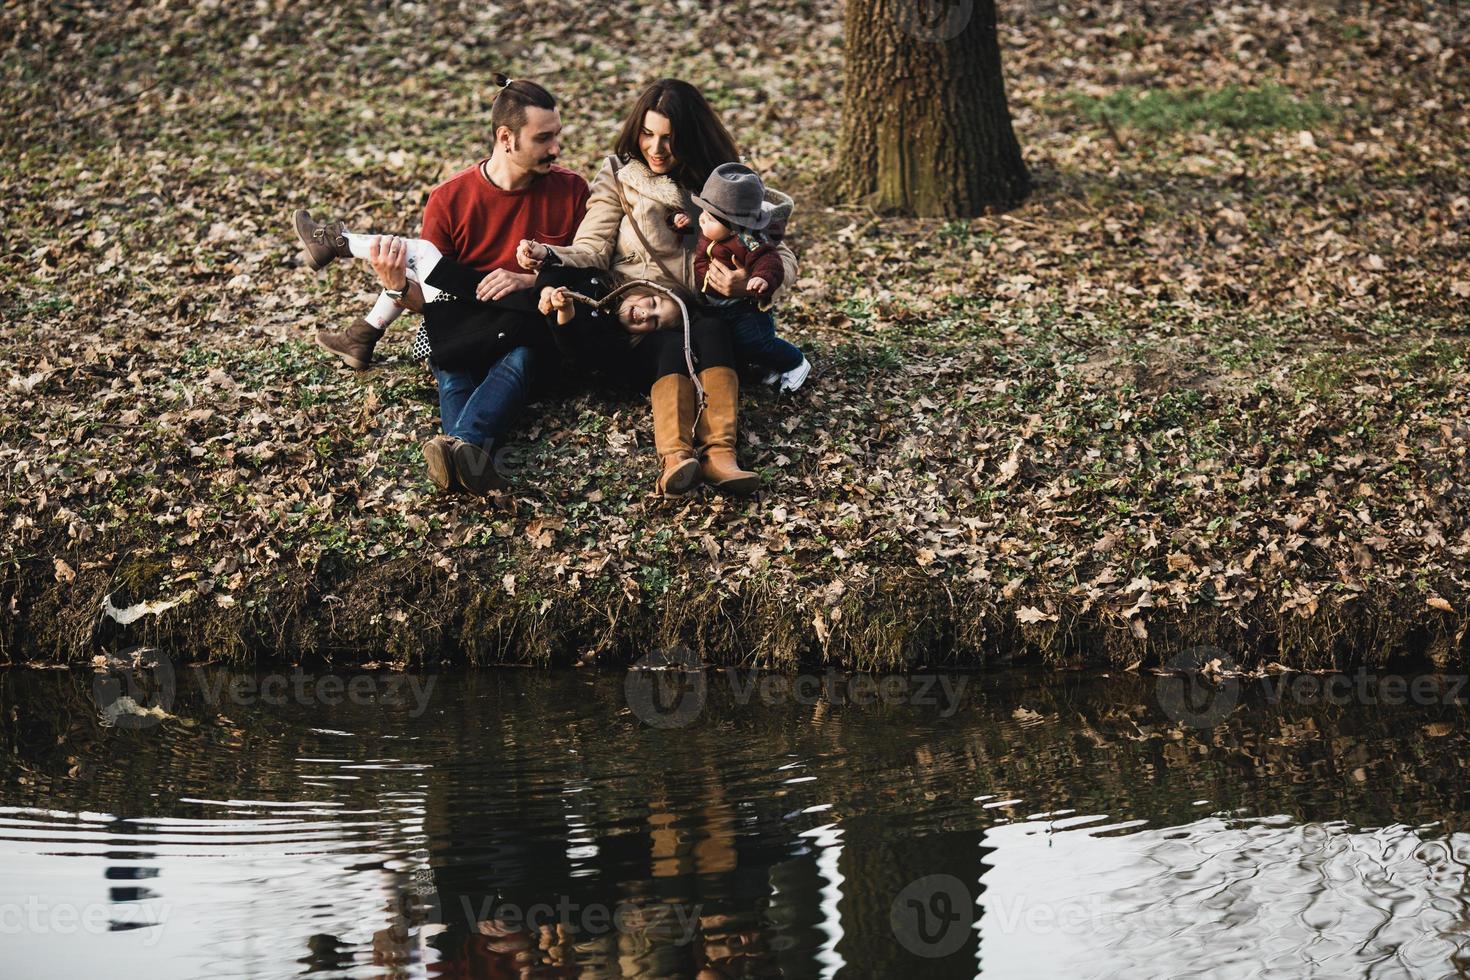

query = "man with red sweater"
[[318, 77, 589, 494]]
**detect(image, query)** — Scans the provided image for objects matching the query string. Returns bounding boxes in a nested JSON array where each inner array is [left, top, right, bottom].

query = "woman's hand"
[[517, 239, 549, 271], [537, 286, 574, 324], [476, 269, 536, 302], [703, 253, 750, 298], [368, 235, 408, 291]]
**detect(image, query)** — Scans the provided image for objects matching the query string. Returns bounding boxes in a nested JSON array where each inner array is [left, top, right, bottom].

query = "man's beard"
[[511, 137, 556, 169]]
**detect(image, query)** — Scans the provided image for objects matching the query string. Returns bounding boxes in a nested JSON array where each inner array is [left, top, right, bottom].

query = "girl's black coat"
[[420, 262, 625, 374]]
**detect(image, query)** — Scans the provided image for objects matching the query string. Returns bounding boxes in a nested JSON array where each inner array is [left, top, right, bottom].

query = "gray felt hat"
[[691, 163, 775, 231]]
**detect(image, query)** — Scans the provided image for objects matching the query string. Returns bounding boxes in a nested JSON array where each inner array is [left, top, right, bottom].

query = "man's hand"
[[703, 253, 750, 298], [516, 239, 548, 271], [476, 269, 537, 302], [368, 235, 408, 291]]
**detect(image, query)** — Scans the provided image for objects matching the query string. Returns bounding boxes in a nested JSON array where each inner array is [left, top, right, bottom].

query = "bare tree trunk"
[[837, 0, 1030, 216]]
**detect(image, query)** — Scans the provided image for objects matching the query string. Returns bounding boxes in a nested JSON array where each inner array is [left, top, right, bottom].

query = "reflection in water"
[[982, 815, 1470, 979], [1, 666, 1470, 977]]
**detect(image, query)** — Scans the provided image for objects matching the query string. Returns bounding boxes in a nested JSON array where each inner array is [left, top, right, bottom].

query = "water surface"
[[3, 664, 1469, 978]]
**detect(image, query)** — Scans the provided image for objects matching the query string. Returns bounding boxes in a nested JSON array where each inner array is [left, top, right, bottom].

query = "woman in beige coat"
[[518, 78, 798, 496]]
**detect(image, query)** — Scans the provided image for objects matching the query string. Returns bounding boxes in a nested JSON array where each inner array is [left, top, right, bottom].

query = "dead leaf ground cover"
[[2, 0, 1467, 670]]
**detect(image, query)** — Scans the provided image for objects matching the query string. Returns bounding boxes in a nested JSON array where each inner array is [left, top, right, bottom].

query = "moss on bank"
[[5, 538, 1465, 673]]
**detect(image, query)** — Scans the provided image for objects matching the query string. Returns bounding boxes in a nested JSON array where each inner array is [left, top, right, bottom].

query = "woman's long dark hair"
[[613, 79, 740, 191]]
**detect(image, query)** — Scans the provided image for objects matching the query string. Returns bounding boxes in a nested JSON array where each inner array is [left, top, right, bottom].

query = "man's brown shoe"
[[293, 209, 351, 271], [315, 318, 382, 370], [422, 436, 462, 493], [451, 439, 507, 496]]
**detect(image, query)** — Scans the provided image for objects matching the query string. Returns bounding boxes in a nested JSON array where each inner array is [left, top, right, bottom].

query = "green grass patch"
[[1070, 83, 1335, 134]]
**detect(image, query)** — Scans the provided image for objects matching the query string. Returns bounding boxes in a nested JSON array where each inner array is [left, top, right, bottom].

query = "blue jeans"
[[718, 304, 803, 374], [429, 346, 538, 449]]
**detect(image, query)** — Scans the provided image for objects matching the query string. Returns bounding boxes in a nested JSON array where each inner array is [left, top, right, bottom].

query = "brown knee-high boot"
[[694, 367, 760, 494], [652, 374, 701, 495]]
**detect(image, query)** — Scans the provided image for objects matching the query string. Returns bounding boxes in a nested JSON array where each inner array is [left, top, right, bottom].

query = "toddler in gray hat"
[[689, 162, 789, 307], [675, 162, 811, 392]]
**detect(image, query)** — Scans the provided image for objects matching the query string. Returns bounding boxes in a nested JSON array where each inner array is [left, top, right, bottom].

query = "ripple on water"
[[6, 667, 1470, 978], [0, 787, 428, 978], [979, 813, 1470, 979]]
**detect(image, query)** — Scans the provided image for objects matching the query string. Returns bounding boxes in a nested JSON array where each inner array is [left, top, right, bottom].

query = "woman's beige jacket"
[[546, 156, 797, 302]]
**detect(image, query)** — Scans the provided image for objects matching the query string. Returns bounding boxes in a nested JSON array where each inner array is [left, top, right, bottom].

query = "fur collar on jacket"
[[613, 157, 691, 211], [612, 156, 796, 233]]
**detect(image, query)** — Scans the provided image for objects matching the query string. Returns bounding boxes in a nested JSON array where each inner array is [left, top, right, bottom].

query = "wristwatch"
[[385, 283, 408, 304]]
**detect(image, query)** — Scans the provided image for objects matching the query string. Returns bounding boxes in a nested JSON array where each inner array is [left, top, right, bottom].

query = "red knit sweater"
[[421, 162, 589, 271]]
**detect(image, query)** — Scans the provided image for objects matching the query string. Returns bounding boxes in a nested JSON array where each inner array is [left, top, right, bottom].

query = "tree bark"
[[836, 0, 1030, 216]]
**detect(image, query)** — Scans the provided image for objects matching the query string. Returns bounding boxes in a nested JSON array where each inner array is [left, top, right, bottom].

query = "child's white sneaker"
[[769, 356, 811, 393]]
